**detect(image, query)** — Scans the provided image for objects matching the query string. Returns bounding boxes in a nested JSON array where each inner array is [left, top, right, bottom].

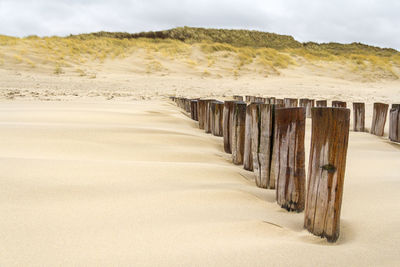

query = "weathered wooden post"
[[211, 101, 224, 136], [353, 102, 365, 132], [233, 95, 244, 101], [332, 101, 347, 108], [245, 96, 256, 103], [275, 99, 285, 107], [389, 105, 400, 143], [316, 100, 327, 107], [271, 107, 306, 212], [243, 103, 258, 171], [198, 99, 207, 129], [304, 107, 350, 242], [267, 97, 276, 104], [371, 103, 389, 136], [205, 99, 216, 134], [231, 102, 247, 165], [255, 97, 266, 103], [284, 98, 298, 108], [190, 100, 198, 121], [300, 98, 315, 118], [223, 101, 236, 153], [251, 104, 276, 189]]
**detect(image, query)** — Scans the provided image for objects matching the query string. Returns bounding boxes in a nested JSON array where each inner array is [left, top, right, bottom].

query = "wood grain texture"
[[190, 100, 198, 121], [231, 102, 247, 165], [251, 103, 276, 189], [389, 105, 400, 142], [332, 101, 347, 108], [316, 100, 327, 107], [304, 107, 350, 243], [353, 102, 365, 132], [299, 98, 315, 118], [223, 101, 236, 154], [284, 98, 298, 108], [370, 103, 389, 136], [198, 99, 207, 130], [271, 107, 306, 212], [243, 103, 257, 171], [275, 99, 285, 108]]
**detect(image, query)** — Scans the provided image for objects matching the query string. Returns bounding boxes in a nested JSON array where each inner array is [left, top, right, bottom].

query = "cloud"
[[0, 0, 399, 49]]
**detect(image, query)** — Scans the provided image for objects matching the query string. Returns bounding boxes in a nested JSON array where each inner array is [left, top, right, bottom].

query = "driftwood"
[[389, 105, 400, 143], [190, 100, 198, 121], [223, 101, 236, 153], [271, 107, 306, 212], [299, 98, 315, 118], [243, 103, 257, 171], [231, 102, 247, 165], [233, 95, 244, 101], [284, 98, 298, 108], [304, 107, 350, 242], [371, 103, 389, 136], [316, 100, 327, 107], [332, 101, 347, 108], [353, 102, 365, 132], [251, 104, 276, 189]]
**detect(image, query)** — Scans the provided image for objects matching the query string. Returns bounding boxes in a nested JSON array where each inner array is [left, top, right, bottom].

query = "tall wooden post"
[[223, 101, 236, 153], [353, 102, 365, 132], [251, 104, 276, 189], [245, 96, 256, 103], [231, 102, 247, 165], [332, 101, 347, 108], [389, 105, 400, 143], [271, 107, 306, 212], [284, 98, 298, 108], [243, 103, 257, 171], [214, 102, 224, 137], [316, 100, 327, 107], [371, 103, 389, 136], [304, 107, 350, 242]]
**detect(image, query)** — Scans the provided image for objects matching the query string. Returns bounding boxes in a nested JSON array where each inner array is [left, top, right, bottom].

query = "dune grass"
[[0, 27, 399, 79]]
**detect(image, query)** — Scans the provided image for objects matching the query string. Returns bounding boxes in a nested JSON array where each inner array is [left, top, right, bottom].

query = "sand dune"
[[0, 100, 399, 266]]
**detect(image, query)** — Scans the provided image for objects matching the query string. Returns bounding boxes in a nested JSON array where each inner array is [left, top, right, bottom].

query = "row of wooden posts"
[[171, 96, 399, 242]]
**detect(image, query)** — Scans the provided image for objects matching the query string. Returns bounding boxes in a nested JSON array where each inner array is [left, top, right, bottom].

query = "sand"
[[0, 98, 399, 266]]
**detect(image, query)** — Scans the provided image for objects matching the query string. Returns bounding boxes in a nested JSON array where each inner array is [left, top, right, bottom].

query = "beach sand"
[[0, 99, 399, 266]]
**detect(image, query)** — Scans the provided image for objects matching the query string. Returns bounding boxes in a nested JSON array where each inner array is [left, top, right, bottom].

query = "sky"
[[0, 0, 399, 50]]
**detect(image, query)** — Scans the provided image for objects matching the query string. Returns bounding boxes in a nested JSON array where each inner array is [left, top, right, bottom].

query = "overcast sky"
[[1, 0, 399, 50]]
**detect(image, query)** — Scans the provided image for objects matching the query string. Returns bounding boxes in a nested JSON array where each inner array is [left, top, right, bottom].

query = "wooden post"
[[284, 98, 298, 108], [300, 98, 315, 118], [245, 96, 256, 103], [231, 102, 247, 165], [304, 107, 350, 242], [275, 99, 285, 107], [352, 102, 365, 132], [204, 99, 216, 134], [332, 101, 347, 108], [243, 103, 257, 171], [271, 107, 306, 212], [211, 101, 224, 136], [371, 103, 389, 136], [233, 95, 244, 101], [389, 105, 400, 143], [198, 100, 207, 129], [316, 100, 327, 107], [190, 100, 198, 121], [255, 97, 267, 103], [223, 101, 236, 153], [251, 104, 276, 189]]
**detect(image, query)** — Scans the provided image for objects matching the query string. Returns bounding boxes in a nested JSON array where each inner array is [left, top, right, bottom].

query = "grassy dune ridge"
[[1, 27, 399, 80]]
